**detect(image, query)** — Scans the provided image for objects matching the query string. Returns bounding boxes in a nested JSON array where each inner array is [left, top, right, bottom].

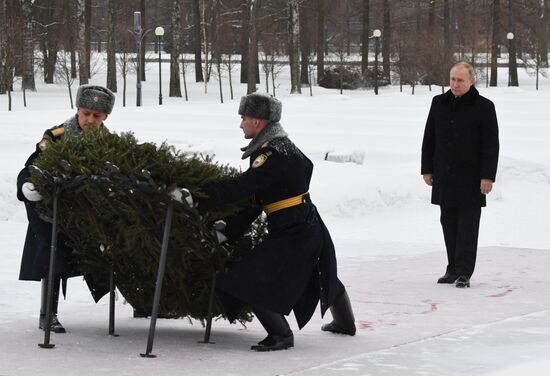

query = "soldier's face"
[[77, 107, 108, 132], [240, 116, 259, 139], [449, 66, 474, 97]]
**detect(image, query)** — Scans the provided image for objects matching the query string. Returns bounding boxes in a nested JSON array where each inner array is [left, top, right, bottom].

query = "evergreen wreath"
[[30, 130, 266, 323]]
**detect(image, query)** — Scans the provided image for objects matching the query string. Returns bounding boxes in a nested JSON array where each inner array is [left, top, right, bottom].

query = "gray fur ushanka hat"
[[76, 84, 116, 114], [238, 92, 282, 122]]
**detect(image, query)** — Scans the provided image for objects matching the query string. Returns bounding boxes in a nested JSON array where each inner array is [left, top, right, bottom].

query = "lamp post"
[[373, 29, 381, 95], [506, 32, 513, 86], [134, 12, 142, 107], [506, 32, 517, 87], [155, 26, 164, 105]]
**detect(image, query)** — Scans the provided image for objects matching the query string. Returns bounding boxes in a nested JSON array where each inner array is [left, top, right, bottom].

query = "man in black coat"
[[421, 62, 499, 288], [173, 92, 356, 351], [16, 85, 115, 332]]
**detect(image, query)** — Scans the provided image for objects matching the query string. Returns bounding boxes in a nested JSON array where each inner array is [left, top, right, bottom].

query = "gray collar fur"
[[241, 121, 287, 159], [62, 115, 107, 134], [62, 115, 83, 135]]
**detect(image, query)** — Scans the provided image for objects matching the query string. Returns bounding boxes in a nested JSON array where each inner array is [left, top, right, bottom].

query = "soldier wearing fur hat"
[[16, 84, 115, 333], [172, 92, 356, 351]]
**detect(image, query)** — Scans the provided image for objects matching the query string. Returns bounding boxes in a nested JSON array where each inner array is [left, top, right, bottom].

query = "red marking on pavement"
[[420, 300, 439, 314], [358, 321, 374, 330], [488, 285, 515, 298]]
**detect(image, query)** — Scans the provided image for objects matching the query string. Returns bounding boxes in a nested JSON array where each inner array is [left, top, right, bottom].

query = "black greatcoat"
[[421, 86, 499, 207], [17, 123, 77, 281], [198, 136, 345, 329], [16, 122, 109, 301]]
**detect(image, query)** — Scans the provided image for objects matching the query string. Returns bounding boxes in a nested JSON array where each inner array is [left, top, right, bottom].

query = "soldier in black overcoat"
[[421, 62, 499, 288], [16, 85, 115, 332], [173, 92, 356, 351]]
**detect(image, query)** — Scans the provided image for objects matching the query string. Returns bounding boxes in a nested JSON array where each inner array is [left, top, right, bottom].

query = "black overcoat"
[[199, 136, 345, 329], [16, 123, 109, 301], [421, 86, 499, 207], [17, 124, 77, 281]]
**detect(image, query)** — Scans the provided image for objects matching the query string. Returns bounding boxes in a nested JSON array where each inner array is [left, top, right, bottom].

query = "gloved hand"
[[169, 187, 193, 206], [212, 220, 228, 244], [22, 182, 43, 202]]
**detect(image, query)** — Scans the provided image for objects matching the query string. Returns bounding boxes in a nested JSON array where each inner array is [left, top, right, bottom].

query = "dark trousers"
[[440, 205, 482, 278]]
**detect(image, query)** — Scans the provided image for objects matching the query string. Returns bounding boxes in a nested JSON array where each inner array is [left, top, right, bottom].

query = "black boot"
[[321, 290, 356, 336], [38, 278, 66, 334], [250, 308, 294, 352]]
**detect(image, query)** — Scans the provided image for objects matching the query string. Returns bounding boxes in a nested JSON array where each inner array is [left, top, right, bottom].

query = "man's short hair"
[[451, 61, 475, 81]]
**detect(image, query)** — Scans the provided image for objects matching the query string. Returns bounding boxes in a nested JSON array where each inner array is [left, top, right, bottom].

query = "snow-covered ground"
[[1, 60, 549, 375]]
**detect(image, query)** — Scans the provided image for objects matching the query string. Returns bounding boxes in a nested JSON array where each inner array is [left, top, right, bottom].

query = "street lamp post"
[[155, 26, 164, 105], [506, 32, 514, 87], [134, 12, 142, 107], [373, 29, 381, 95]]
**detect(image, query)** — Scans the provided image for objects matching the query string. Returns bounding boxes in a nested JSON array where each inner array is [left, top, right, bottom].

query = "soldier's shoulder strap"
[[37, 123, 65, 151]]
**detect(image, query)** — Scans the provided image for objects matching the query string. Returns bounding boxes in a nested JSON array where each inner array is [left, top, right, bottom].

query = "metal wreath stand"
[[34, 161, 223, 356]]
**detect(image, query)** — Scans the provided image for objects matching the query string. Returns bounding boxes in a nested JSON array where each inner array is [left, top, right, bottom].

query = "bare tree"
[[507, 0, 518, 86], [21, 0, 36, 91], [0, 0, 6, 94], [192, 0, 204, 82], [490, 0, 500, 86], [106, 0, 117, 92], [316, 0, 325, 83], [247, 0, 259, 94], [85, 0, 91, 78], [382, 0, 391, 79], [76, 0, 88, 85], [140, 0, 146, 81], [55, 50, 76, 109], [170, 0, 182, 97], [288, 0, 301, 94], [360, 0, 370, 82], [299, 0, 312, 85]]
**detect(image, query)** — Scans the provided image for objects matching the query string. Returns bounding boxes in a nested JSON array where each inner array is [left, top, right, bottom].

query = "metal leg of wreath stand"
[[198, 271, 217, 344], [108, 263, 119, 336], [38, 190, 60, 349], [140, 202, 174, 358]]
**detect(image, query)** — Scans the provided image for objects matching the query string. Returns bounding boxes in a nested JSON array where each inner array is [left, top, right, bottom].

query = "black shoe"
[[455, 275, 470, 288], [321, 290, 356, 336], [321, 321, 356, 336], [39, 314, 66, 333], [250, 333, 294, 352], [437, 272, 457, 284]]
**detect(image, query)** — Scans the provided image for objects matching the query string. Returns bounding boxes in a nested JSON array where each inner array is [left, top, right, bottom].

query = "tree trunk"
[[43, 43, 58, 84], [140, 0, 146, 81], [106, 0, 117, 92], [240, 1, 250, 84], [361, 0, 370, 80], [540, 0, 548, 66], [507, 0, 518, 86], [443, 0, 451, 66], [428, 0, 435, 34], [77, 0, 88, 85], [169, 0, 182, 97], [382, 0, 391, 78], [85, 0, 92, 79], [21, 1, 36, 91], [193, 0, 204, 82], [299, 1, 310, 85], [316, 0, 325, 83], [247, 0, 258, 94], [0, 0, 6, 94], [490, 0, 500, 87], [288, 0, 301, 94]]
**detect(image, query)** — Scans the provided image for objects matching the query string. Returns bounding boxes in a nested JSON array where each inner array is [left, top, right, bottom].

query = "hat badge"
[[93, 96, 99, 102]]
